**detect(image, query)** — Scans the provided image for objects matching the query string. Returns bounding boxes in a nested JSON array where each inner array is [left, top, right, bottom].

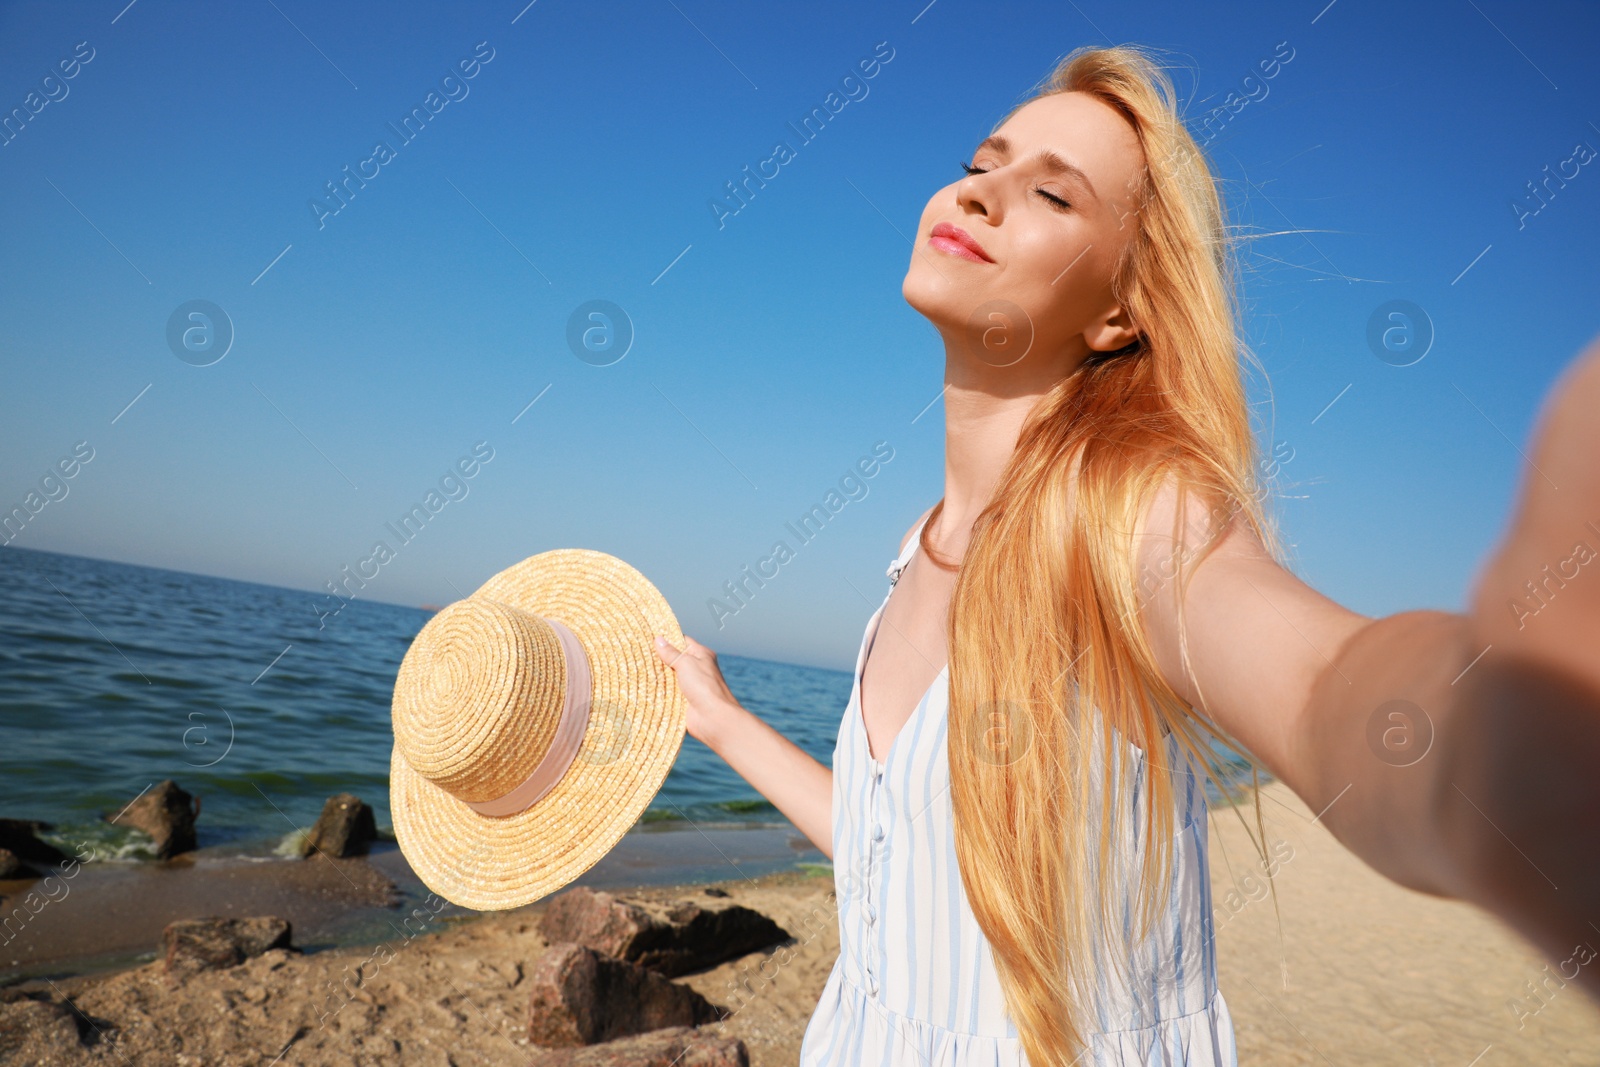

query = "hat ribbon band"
[[464, 616, 592, 818]]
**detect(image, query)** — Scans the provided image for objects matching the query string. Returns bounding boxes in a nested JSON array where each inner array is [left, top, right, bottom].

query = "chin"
[[902, 261, 981, 333]]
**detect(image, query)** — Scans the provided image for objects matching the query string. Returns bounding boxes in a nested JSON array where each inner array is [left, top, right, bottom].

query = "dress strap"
[[885, 510, 934, 586]]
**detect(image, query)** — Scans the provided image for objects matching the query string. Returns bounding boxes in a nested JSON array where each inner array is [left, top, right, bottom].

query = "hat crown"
[[391, 598, 573, 803]]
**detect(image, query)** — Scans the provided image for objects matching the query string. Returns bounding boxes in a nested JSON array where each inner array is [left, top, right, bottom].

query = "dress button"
[[866, 974, 878, 996], [872, 823, 885, 841], [865, 903, 877, 924]]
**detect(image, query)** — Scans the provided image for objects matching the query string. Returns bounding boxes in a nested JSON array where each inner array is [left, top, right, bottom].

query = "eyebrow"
[[974, 134, 1099, 202]]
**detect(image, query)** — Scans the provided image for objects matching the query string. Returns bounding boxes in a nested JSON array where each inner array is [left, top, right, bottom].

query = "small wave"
[[38, 821, 161, 864], [714, 799, 776, 815], [107, 671, 215, 690], [272, 828, 311, 858]]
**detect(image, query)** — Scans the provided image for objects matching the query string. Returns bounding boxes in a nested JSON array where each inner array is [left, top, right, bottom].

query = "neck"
[[935, 334, 1087, 552]]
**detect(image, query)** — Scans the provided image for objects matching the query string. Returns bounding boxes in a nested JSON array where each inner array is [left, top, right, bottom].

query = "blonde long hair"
[[924, 44, 1285, 1063]]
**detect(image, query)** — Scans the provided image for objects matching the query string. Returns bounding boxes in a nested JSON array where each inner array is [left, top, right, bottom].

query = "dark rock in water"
[[0, 996, 87, 1060], [526, 942, 726, 1047], [0, 819, 69, 867], [162, 915, 295, 975], [0, 848, 35, 880], [106, 779, 198, 859], [538, 886, 790, 977], [527, 1024, 748, 1066], [298, 793, 377, 858]]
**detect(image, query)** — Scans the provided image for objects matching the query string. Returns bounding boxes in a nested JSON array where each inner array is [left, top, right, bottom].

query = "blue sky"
[[1, 0, 1597, 672]]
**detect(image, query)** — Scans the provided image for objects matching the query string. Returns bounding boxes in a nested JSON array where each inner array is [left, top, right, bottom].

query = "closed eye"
[[959, 160, 1072, 211]]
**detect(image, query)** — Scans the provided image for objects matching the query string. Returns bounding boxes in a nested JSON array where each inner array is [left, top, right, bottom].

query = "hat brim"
[[390, 548, 687, 911]]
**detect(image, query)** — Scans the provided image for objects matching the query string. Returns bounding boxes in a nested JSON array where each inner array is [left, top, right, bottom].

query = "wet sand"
[[4, 781, 1598, 1065], [0, 821, 824, 986]]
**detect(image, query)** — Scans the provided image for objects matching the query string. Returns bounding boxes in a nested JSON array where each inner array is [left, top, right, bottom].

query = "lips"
[[929, 221, 993, 263]]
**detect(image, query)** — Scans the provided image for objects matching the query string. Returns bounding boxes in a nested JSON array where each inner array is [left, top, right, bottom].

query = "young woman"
[[652, 43, 1600, 1066]]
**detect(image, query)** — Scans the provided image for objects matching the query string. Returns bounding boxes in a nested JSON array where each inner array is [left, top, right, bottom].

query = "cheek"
[[1013, 230, 1114, 338], [1011, 223, 1092, 294]]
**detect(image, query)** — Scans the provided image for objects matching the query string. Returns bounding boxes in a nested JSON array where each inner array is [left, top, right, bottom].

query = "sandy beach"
[[4, 779, 1597, 1065]]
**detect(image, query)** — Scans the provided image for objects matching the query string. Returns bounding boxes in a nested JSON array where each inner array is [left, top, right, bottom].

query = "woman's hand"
[[1446, 330, 1600, 1001], [1465, 332, 1600, 683], [652, 633, 835, 857], [652, 634, 743, 747]]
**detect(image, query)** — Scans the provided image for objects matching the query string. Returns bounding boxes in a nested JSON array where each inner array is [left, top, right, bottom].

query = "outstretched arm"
[[1134, 331, 1600, 1001]]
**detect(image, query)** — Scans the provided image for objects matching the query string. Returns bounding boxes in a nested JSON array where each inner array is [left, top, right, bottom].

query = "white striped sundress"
[[798, 515, 1239, 1066]]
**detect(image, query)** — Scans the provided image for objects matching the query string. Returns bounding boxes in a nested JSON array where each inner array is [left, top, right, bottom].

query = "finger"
[[652, 635, 688, 668]]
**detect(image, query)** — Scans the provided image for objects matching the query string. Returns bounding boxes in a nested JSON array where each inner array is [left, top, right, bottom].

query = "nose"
[[956, 171, 995, 223]]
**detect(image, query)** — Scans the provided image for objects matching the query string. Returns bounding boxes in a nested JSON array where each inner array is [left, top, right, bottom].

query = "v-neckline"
[[856, 536, 950, 766]]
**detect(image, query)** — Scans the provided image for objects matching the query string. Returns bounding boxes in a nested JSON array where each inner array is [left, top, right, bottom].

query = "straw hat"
[[389, 549, 687, 911]]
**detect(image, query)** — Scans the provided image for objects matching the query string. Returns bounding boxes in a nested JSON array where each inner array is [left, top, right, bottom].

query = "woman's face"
[[903, 90, 1148, 374]]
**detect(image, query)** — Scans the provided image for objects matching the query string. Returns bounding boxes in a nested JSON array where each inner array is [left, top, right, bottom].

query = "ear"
[[1083, 300, 1140, 354]]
